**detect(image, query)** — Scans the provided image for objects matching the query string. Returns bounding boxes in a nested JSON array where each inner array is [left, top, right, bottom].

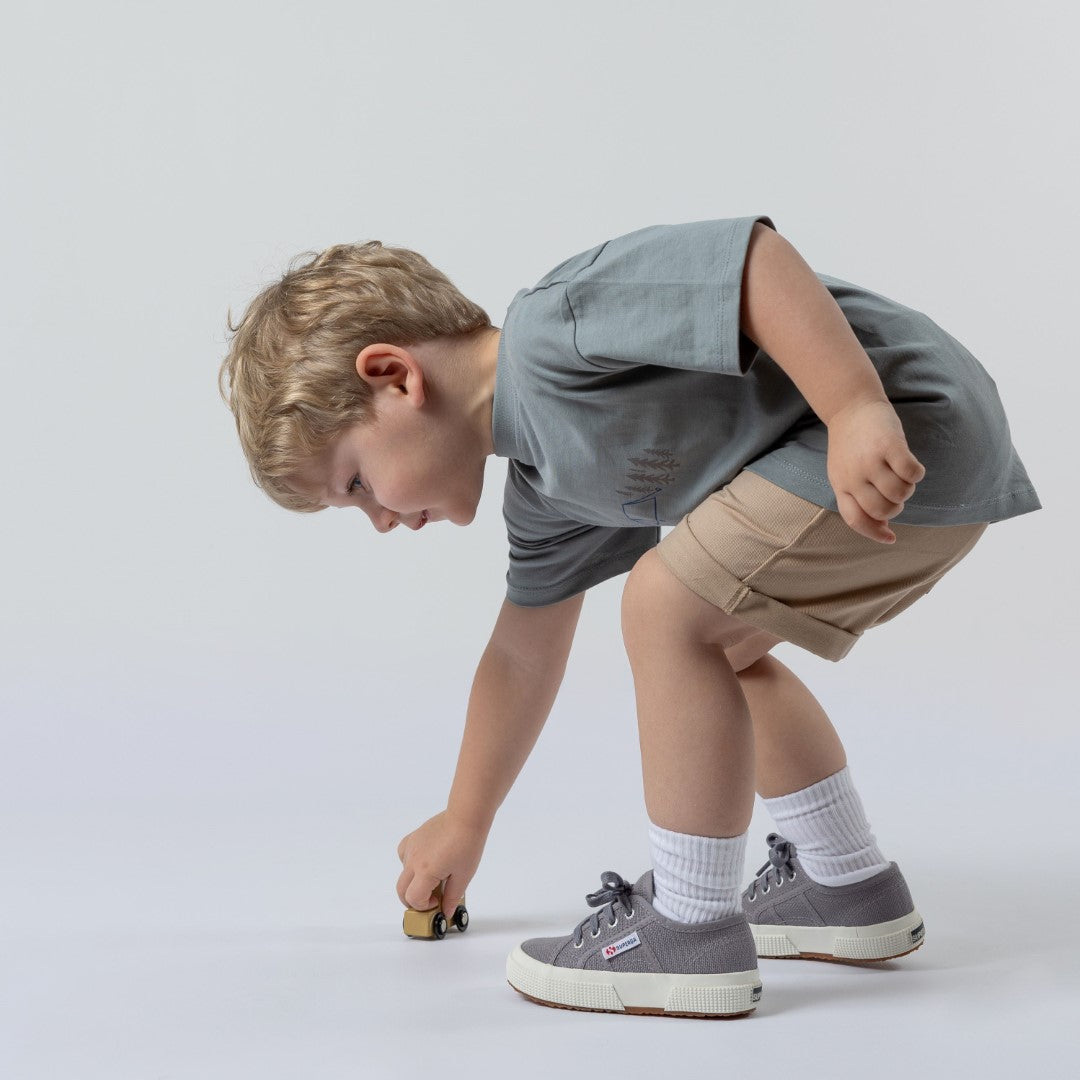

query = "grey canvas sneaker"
[[506, 869, 762, 1018], [742, 833, 925, 964]]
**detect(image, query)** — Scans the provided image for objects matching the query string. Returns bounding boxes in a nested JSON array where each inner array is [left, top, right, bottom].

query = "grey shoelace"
[[572, 871, 636, 946], [746, 833, 798, 900]]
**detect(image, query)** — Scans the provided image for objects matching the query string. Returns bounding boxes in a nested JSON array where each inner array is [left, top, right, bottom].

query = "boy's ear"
[[355, 342, 399, 382], [355, 344, 427, 405]]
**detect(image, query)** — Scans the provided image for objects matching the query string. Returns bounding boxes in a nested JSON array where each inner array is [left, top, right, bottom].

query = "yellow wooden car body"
[[402, 883, 469, 939]]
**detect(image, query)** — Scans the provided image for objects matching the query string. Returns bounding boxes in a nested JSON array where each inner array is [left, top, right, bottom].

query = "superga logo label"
[[602, 932, 641, 960]]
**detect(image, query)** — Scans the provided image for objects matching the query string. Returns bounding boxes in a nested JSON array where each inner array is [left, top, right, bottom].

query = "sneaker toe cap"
[[520, 934, 570, 965]]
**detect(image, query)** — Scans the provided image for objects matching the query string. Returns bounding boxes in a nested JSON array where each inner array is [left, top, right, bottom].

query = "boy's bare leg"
[[622, 557, 758, 839], [734, 649, 894, 894], [734, 652, 848, 798], [624, 640, 848, 835], [627, 633, 756, 838], [620, 552, 846, 838]]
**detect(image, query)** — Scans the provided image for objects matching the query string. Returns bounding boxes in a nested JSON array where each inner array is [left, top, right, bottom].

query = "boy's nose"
[[366, 504, 399, 532]]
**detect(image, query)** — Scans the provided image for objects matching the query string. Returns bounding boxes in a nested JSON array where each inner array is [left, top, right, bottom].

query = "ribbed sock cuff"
[[648, 823, 747, 923], [762, 766, 890, 886]]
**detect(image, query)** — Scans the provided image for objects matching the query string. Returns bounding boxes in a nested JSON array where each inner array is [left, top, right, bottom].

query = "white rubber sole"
[[506, 945, 762, 1018], [749, 909, 925, 962]]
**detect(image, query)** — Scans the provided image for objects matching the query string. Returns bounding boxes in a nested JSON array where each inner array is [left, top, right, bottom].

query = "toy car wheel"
[[453, 905, 469, 932], [432, 912, 448, 940]]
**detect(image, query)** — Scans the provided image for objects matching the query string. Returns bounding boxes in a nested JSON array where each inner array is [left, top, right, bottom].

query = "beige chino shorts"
[[655, 470, 988, 662]]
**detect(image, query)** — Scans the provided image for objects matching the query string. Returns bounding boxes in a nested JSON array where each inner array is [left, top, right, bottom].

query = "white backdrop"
[[2, 2, 1075, 1077]]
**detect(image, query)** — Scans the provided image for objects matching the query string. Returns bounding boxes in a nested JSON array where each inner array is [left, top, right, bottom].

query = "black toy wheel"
[[453, 905, 469, 932], [432, 912, 448, 939]]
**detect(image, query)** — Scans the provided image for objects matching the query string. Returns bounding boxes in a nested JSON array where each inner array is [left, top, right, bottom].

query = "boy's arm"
[[396, 591, 585, 917], [739, 221, 891, 426], [739, 222, 926, 543], [447, 591, 585, 825]]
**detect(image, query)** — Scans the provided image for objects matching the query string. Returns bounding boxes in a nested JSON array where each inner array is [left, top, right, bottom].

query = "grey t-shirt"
[[491, 215, 1042, 607]]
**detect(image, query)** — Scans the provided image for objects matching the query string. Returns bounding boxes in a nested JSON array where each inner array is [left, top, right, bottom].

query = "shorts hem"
[[656, 520, 857, 663]]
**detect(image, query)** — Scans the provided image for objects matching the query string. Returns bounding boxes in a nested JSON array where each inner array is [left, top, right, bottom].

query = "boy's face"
[[295, 341, 491, 532]]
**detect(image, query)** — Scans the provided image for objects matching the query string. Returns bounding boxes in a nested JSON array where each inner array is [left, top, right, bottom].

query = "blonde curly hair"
[[219, 240, 492, 512]]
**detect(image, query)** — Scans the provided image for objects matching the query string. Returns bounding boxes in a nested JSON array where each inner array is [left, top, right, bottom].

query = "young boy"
[[219, 216, 1041, 1019]]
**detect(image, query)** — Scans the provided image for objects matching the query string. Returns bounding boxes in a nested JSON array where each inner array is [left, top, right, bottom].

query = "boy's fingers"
[[441, 874, 466, 918], [396, 866, 436, 909], [854, 485, 903, 533], [870, 463, 916, 507], [889, 448, 926, 484], [404, 873, 442, 911], [864, 483, 905, 520], [396, 866, 412, 907], [838, 492, 895, 544]]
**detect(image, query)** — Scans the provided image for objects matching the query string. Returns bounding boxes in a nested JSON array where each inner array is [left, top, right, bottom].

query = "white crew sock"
[[648, 822, 747, 923], [762, 766, 891, 886]]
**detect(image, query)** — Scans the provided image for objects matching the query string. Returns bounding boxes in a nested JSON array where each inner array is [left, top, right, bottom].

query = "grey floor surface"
[[4, 756, 1076, 1080]]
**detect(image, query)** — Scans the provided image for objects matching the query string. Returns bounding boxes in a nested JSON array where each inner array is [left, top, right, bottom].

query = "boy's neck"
[[461, 326, 501, 459], [405, 325, 501, 458]]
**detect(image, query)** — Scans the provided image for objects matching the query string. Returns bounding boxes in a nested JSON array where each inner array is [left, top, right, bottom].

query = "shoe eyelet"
[[591, 928, 600, 938], [573, 940, 583, 949], [762, 884, 770, 894], [626, 909, 635, 919], [776, 876, 783, 887], [607, 918, 617, 928], [790, 870, 797, 881]]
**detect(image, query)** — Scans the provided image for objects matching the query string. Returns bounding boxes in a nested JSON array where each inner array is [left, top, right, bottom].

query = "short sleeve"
[[565, 215, 775, 377], [502, 462, 658, 607]]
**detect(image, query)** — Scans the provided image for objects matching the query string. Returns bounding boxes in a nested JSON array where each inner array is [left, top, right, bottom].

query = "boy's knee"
[[620, 550, 674, 637], [621, 548, 758, 650]]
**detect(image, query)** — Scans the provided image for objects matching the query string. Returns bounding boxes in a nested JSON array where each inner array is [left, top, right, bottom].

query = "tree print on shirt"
[[618, 447, 681, 525]]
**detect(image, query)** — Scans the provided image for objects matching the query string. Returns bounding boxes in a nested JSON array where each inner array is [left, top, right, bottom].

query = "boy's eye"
[[348, 474, 366, 496]]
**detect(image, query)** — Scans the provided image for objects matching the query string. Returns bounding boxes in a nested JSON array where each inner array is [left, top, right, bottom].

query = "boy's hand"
[[396, 809, 488, 920], [825, 400, 927, 544]]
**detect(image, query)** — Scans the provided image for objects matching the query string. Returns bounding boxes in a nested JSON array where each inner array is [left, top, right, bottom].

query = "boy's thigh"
[[655, 469, 988, 663]]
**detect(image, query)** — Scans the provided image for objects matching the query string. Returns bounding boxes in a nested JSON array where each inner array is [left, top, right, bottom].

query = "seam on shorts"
[[656, 516, 857, 661], [723, 505, 832, 594], [729, 581, 857, 662]]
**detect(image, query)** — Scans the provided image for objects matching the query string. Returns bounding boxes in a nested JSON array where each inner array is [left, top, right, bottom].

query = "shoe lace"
[[746, 833, 798, 900], [572, 871, 635, 946]]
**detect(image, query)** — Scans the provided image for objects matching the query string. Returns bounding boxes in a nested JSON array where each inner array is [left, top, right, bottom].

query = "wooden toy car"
[[402, 882, 469, 940]]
